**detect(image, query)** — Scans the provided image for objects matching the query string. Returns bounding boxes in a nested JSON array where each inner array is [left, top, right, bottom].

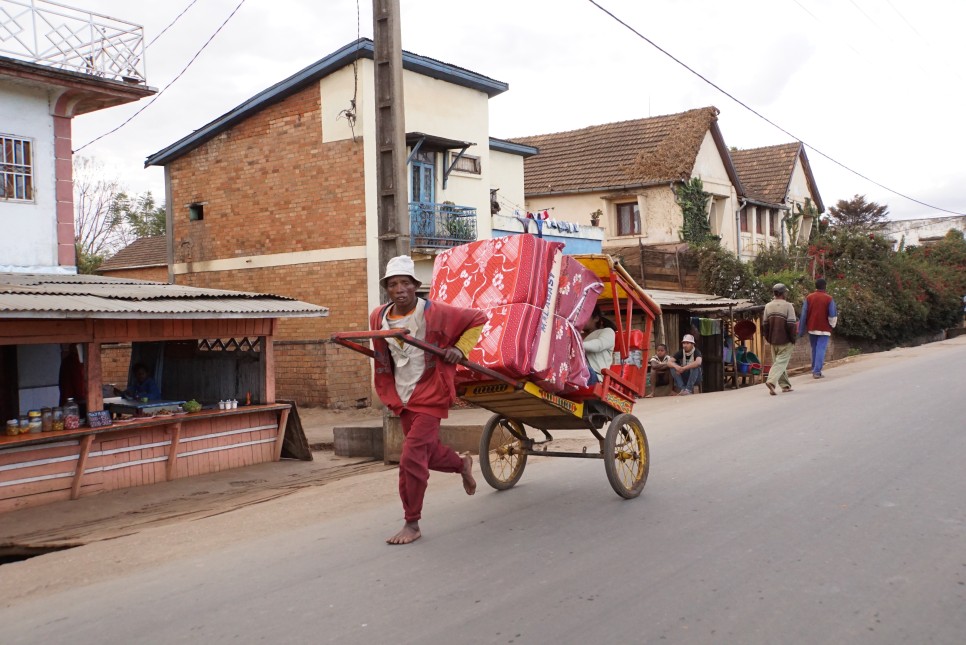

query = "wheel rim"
[[612, 418, 647, 490], [486, 419, 526, 483]]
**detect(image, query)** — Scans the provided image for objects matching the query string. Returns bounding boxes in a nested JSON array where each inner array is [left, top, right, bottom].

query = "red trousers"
[[399, 410, 463, 522]]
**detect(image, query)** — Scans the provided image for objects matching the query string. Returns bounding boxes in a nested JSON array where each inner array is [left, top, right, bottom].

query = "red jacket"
[[803, 290, 835, 333], [369, 300, 486, 418]]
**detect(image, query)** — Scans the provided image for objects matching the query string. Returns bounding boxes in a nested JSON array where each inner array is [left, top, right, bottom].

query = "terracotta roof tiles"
[[513, 107, 720, 195], [730, 142, 802, 205], [98, 235, 167, 272]]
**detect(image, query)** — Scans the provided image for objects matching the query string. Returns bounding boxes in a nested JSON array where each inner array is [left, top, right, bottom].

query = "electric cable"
[[75, 0, 247, 153], [586, 0, 966, 217]]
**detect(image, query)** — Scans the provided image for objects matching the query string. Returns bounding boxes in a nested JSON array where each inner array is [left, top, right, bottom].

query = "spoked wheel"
[[479, 414, 528, 491], [603, 413, 649, 499]]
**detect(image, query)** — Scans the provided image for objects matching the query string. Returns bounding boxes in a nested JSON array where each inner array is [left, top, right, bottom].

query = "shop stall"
[[0, 274, 327, 513]]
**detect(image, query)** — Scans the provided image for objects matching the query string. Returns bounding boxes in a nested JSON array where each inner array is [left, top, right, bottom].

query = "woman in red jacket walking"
[[370, 256, 486, 545]]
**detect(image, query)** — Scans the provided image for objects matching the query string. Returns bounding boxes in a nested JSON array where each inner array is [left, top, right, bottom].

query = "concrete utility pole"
[[373, 0, 410, 276]]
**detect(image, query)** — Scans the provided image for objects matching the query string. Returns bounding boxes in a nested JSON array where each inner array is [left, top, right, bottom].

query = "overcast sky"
[[66, 0, 966, 221]]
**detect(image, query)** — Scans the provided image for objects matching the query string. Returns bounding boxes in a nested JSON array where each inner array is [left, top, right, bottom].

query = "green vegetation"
[[690, 196, 966, 346], [676, 178, 715, 244]]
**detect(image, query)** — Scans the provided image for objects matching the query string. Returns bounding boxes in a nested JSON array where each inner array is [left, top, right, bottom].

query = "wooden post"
[[273, 407, 291, 461], [70, 434, 94, 500], [85, 341, 103, 414], [166, 422, 182, 481], [262, 334, 275, 404]]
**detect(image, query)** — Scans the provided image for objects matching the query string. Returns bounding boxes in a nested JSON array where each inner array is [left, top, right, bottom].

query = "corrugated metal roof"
[[0, 273, 328, 319], [646, 288, 747, 309]]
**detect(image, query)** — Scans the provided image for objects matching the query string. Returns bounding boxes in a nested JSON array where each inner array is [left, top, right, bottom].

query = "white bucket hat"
[[380, 255, 421, 288], [682, 334, 696, 344]]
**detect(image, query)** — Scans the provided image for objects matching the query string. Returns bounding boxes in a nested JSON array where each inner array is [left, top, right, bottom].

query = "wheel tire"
[[479, 414, 528, 491], [603, 413, 649, 499]]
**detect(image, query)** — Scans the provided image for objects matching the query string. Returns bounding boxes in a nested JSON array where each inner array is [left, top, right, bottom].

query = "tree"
[[73, 157, 126, 273], [116, 191, 166, 238], [72, 157, 166, 273], [827, 194, 889, 231]]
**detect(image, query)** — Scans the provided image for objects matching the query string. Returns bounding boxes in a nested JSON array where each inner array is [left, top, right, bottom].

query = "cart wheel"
[[604, 413, 649, 499], [479, 414, 528, 491]]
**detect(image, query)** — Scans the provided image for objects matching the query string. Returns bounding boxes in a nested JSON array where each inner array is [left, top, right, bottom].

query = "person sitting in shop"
[[669, 334, 703, 395], [113, 363, 161, 401], [582, 306, 617, 386], [645, 343, 672, 397]]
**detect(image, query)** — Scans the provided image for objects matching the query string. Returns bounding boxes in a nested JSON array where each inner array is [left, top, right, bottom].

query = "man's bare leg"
[[462, 453, 477, 495], [387, 521, 421, 545]]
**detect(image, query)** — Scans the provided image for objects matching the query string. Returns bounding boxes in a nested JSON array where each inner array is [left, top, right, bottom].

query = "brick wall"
[[167, 86, 366, 263], [101, 343, 132, 386], [163, 82, 374, 407], [99, 266, 168, 282]]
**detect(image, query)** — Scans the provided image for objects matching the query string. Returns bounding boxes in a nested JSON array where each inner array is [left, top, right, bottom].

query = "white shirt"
[[382, 299, 426, 405]]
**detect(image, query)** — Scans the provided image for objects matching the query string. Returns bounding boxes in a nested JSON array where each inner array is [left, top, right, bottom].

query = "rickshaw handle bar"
[[330, 330, 524, 389]]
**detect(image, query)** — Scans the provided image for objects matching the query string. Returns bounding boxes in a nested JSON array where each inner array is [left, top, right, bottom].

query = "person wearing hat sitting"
[[369, 256, 487, 545], [669, 334, 703, 395]]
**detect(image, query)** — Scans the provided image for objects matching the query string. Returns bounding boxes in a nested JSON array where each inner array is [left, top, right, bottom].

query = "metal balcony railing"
[[409, 202, 477, 249], [0, 0, 146, 83]]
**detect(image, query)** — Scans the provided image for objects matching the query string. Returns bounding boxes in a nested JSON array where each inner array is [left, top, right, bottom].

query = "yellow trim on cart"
[[460, 381, 585, 419]]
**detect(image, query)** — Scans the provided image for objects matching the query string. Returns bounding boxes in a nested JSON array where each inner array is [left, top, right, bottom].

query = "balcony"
[[409, 202, 477, 250], [0, 0, 146, 83]]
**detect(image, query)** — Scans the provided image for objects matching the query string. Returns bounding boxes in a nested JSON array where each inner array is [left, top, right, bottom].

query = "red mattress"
[[555, 256, 604, 328], [431, 235, 564, 310], [532, 315, 591, 393], [457, 303, 542, 383]]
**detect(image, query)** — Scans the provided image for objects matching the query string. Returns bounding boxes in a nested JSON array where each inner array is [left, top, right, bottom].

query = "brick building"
[[144, 39, 534, 407]]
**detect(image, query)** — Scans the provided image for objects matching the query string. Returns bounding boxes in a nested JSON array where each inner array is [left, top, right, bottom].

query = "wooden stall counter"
[[0, 404, 290, 514]]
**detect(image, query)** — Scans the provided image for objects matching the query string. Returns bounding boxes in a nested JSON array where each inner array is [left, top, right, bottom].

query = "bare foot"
[[644, 393, 654, 398], [461, 453, 477, 495], [387, 521, 421, 545]]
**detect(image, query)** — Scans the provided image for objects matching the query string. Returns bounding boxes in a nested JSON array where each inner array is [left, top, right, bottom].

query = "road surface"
[[1, 337, 964, 644]]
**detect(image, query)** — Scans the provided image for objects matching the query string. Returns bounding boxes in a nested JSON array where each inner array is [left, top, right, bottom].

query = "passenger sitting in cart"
[[581, 306, 617, 385]]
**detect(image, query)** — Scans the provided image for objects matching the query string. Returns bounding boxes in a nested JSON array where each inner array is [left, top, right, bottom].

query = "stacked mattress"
[[431, 235, 603, 392]]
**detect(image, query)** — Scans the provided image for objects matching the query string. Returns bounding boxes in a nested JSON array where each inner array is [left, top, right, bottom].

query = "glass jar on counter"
[[6, 419, 19, 436], [27, 410, 42, 433], [41, 407, 53, 432], [64, 398, 80, 430], [52, 407, 65, 432]]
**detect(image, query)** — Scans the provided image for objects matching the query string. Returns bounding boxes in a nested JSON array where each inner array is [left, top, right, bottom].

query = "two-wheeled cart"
[[332, 254, 661, 499]]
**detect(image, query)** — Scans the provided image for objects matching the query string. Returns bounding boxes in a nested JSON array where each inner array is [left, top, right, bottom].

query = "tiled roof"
[[730, 142, 802, 205], [513, 107, 723, 195], [98, 236, 167, 271]]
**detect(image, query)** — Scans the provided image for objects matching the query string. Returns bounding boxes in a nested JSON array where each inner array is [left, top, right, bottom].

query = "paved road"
[[1, 339, 965, 644]]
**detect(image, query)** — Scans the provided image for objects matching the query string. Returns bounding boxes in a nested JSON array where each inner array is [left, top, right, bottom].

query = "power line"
[[146, 0, 201, 50], [75, 0, 247, 153], [585, 0, 966, 217]]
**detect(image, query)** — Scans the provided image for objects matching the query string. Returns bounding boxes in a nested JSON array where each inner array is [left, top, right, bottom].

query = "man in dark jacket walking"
[[762, 283, 797, 395], [798, 278, 838, 379]]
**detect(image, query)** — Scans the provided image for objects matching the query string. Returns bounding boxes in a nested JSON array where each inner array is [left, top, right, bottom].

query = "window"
[[449, 153, 481, 174], [755, 209, 764, 235], [1, 136, 33, 201], [739, 209, 749, 233], [188, 203, 204, 221], [616, 202, 641, 236], [770, 210, 780, 237]]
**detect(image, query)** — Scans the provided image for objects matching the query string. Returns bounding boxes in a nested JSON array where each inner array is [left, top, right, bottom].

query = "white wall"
[[320, 59, 506, 313], [691, 132, 739, 252], [0, 81, 58, 269], [489, 149, 526, 214]]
